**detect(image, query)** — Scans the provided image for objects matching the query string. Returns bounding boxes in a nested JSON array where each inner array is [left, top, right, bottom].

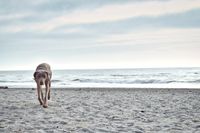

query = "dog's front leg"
[[48, 83, 51, 100], [37, 84, 43, 105], [40, 89, 44, 105], [43, 82, 50, 108]]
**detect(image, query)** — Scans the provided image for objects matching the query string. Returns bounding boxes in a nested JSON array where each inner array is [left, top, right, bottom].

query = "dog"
[[33, 63, 52, 108]]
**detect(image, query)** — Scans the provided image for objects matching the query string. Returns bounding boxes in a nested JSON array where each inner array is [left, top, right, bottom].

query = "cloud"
[[0, 27, 200, 70], [31, 0, 200, 31], [95, 28, 200, 46], [0, 13, 31, 21], [35, 0, 200, 31], [1, 0, 200, 32]]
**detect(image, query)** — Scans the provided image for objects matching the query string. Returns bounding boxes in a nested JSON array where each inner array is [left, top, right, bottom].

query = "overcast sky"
[[0, 0, 200, 70]]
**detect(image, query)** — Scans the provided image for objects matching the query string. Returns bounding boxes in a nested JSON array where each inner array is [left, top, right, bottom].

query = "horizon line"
[[0, 66, 200, 71]]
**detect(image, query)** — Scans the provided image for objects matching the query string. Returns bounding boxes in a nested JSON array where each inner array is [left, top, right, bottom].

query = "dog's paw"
[[39, 102, 43, 105], [43, 105, 48, 108]]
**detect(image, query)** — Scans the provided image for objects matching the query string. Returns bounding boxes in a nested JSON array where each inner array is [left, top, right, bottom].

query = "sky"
[[0, 0, 200, 70]]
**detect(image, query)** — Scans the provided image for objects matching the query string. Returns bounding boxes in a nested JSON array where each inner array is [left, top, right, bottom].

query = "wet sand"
[[0, 88, 200, 133]]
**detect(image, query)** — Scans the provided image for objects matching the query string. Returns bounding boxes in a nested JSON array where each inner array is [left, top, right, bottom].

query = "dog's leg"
[[43, 82, 50, 108], [37, 84, 43, 105], [41, 89, 44, 101], [48, 84, 51, 100], [48, 89, 50, 100]]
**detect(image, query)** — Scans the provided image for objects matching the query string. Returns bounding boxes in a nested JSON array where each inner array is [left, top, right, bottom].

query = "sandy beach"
[[0, 87, 200, 133]]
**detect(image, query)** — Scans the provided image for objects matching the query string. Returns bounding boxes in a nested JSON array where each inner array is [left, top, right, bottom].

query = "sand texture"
[[0, 88, 200, 133]]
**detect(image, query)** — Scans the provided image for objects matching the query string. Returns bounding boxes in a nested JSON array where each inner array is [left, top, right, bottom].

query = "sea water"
[[0, 68, 200, 88]]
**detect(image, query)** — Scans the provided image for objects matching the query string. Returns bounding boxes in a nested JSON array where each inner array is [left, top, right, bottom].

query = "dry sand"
[[0, 87, 200, 133]]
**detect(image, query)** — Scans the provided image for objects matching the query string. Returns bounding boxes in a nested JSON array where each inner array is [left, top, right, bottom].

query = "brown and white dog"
[[33, 63, 52, 108]]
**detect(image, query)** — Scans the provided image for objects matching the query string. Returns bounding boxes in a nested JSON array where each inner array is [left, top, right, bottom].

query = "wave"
[[132, 79, 162, 84], [1, 68, 200, 88], [188, 79, 200, 83], [1, 78, 200, 85], [72, 78, 91, 82], [0, 80, 33, 83], [51, 80, 62, 83], [72, 79, 80, 81], [111, 74, 136, 77], [71, 78, 181, 84]]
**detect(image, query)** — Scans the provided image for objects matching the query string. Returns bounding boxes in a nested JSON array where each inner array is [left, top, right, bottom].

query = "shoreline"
[[1, 86, 200, 91]]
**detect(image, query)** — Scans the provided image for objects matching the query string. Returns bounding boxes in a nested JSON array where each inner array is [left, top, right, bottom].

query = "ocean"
[[0, 68, 200, 88]]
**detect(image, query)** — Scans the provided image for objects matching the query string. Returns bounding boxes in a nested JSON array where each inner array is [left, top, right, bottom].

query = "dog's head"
[[33, 71, 48, 85]]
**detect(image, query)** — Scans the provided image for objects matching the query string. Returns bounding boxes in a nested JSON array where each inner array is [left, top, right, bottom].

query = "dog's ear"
[[33, 72, 38, 79]]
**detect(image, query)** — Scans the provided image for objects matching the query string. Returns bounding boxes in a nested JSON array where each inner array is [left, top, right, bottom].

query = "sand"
[[0, 87, 200, 133]]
